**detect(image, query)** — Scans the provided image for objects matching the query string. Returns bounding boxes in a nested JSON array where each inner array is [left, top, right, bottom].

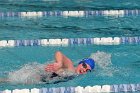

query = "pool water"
[[0, 0, 140, 91], [0, 0, 140, 11], [0, 44, 140, 90], [0, 15, 140, 40]]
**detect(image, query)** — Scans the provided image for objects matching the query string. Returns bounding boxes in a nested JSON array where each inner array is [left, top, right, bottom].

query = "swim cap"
[[79, 58, 95, 69]]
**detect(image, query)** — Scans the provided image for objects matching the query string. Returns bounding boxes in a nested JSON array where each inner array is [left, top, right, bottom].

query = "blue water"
[[0, 0, 140, 11], [0, 0, 140, 91], [0, 16, 140, 40], [0, 44, 140, 90]]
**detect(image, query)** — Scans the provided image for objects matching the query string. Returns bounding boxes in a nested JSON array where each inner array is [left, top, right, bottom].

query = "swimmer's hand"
[[45, 63, 62, 72]]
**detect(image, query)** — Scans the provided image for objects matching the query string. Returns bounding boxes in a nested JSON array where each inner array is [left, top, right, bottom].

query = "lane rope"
[[2, 83, 140, 93], [0, 10, 140, 18], [0, 37, 140, 47]]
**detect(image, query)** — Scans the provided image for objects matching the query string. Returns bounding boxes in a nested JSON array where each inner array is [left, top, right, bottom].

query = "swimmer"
[[45, 51, 95, 75], [0, 51, 95, 84]]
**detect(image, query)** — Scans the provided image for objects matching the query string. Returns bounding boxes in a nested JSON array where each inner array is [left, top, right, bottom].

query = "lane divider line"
[[2, 83, 140, 93], [0, 37, 140, 47], [0, 10, 140, 18]]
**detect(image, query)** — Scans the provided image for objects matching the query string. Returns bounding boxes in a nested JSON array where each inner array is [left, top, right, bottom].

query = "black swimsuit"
[[41, 72, 60, 82], [40, 70, 77, 84]]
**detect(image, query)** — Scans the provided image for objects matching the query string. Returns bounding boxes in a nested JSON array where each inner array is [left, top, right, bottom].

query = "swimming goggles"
[[81, 61, 91, 72]]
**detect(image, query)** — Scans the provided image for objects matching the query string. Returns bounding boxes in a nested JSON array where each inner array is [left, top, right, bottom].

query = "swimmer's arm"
[[45, 51, 75, 72], [55, 51, 75, 71]]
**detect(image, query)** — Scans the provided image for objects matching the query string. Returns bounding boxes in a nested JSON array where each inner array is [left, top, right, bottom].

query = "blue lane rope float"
[[0, 10, 140, 18], [1, 83, 140, 93], [0, 37, 140, 47]]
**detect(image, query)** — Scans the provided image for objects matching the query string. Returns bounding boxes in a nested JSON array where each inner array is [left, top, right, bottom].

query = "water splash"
[[8, 62, 47, 84], [7, 62, 77, 84], [90, 51, 112, 69], [90, 51, 119, 77]]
